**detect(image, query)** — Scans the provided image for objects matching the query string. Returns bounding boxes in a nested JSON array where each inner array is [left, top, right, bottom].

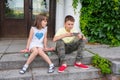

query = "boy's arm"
[[53, 33, 72, 42], [78, 33, 86, 40]]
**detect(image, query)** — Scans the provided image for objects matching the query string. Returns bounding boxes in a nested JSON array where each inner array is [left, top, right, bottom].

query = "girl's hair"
[[34, 14, 48, 29], [64, 15, 75, 23]]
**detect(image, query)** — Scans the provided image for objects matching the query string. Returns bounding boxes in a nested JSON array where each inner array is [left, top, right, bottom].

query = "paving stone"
[[6, 45, 26, 53], [0, 45, 8, 54], [11, 40, 27, 45], [0, 39, 120, 80], [0, 40, 12, 46], [88, 48, 120, 60], [0, 53, 27, 70], [0, 51, 93, 70], [0, 69, 32, 80], [0, 66, 101, 80], [0, 54, 3, 59], [32, 66, 101, 80]]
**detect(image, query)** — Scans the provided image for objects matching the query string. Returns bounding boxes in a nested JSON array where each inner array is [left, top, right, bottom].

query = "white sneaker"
[[48, 64, 55, 73]]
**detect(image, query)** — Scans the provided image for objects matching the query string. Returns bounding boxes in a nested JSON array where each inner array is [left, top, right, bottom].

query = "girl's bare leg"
[[38, 48, 54, 73], [25, 47, 38, 65], [20, 47, 38, 74], [38, 48, 52, 65]]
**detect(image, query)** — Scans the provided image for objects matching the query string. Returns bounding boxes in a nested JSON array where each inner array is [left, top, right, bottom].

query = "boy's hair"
[[34, 14, 48, 29], [64, 15, 75, 23]]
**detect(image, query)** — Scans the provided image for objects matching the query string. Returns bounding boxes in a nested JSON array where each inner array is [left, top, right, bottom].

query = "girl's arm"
[[21, 27, 33, 53], [43, 31, 47, 49], [26, 28, 34, 50]]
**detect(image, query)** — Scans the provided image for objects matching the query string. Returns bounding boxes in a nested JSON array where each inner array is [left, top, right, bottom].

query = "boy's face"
[[64, 20, 74, 31]]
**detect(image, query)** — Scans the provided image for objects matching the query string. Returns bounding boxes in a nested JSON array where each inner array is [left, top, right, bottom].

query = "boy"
[[53, 15, 88, 73]]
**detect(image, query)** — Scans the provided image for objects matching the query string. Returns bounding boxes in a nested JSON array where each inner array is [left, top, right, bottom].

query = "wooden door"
[[0, 0, 56, 38]]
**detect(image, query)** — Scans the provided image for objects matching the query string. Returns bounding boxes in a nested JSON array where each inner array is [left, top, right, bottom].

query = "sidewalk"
[[0, 39, 120, 60], [0, 39, 120, 80]]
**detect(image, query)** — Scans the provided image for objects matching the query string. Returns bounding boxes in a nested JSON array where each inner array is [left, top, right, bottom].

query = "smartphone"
[[73, 33, 79, 36]]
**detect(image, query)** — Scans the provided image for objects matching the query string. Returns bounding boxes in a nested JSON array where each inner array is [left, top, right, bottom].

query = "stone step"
[[0, 51, 93, 70], [111, 60, 120, 75], [0, 66, 102, 80]]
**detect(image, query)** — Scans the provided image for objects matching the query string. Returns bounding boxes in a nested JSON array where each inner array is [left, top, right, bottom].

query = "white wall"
[[56, 0, 82, 33], [55, 0, 64, 32]]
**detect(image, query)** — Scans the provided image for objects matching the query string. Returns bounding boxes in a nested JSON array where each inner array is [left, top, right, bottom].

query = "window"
[[5, 0, 24, 19], [32, 0, 49, 19]]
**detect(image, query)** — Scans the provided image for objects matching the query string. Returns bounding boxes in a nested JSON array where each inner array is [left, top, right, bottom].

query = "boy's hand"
[[78, 34, 86, 40], [82, 36, 86, 40], [65, 33, 73, 37], [72, 33, 79, 36]]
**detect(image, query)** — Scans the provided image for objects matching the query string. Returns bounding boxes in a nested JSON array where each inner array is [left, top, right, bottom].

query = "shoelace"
[[49, 66, 54, 69]]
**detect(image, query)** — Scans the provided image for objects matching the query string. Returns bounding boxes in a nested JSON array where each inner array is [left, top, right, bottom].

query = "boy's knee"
[[78, 39, 85, 46], [56, 40, 64, 45]]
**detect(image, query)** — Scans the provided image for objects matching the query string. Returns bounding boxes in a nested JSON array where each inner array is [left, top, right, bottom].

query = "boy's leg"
[[76, 39, 85, 62], [64, 39, 84, 61], [56, 40, 66, 65], [56, 40, 67, 72], [65, 39, 80, 54], [74, 39, 88, 69]]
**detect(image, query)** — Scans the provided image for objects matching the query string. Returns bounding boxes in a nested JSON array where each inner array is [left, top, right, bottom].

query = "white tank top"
[[29, 26, 47, 50]]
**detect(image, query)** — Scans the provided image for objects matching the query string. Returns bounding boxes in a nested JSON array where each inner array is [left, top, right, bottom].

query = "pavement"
[[0, 39, 120, 80], [0, 39, 120, 60]]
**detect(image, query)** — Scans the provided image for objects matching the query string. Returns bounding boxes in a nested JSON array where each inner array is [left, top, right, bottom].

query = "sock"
[[76, 62, 81, 64], [49, 63, 54, 67], [23, 64, 29, 71]]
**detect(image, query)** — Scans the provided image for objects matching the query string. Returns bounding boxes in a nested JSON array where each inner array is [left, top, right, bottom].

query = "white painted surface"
[[55, 0, 82, 33], [55, 0, 64, 32]]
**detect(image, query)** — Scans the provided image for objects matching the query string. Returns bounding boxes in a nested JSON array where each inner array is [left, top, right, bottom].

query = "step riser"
[[111, 61, 120, 75], [33, 72, 100, 80], [0, 67, 101, 80], [33, 69, 101, 80], [1, 77, 32, 80], [0, 57, 92, 70]]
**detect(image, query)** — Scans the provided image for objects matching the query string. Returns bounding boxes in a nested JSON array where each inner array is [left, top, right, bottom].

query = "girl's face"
[[64, 20, 74, 32], [41, 19, 47, 27]]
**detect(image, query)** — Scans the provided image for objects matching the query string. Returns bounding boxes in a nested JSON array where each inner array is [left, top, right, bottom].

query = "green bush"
[[92, 54, 112, 74], [73, 0, 120, 46]]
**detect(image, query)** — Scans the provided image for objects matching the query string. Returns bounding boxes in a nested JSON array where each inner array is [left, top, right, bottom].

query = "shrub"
[[73, 0, 120, 46]]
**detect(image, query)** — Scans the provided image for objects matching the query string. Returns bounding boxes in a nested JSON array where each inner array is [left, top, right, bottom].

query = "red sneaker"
[[58, 65, 67, 73], [74, 63, 89, 69]]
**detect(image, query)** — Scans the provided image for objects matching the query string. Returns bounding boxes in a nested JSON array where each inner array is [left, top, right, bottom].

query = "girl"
[[19, 14, 55, 74]]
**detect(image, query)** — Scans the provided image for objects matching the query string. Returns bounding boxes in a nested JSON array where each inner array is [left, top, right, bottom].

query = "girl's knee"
[[32, 49, 39, 55], [38, 48, 45, 55]]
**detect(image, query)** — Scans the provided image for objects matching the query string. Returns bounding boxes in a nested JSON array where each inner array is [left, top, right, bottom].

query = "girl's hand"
[[44, 47, 55, 51], [20, 48, 29, 53]]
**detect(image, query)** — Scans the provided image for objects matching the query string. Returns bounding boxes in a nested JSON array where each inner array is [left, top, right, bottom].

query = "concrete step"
[[111, 60, 120, 75], [0, 66, 102, 80], [0, 51, 93, 70]]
